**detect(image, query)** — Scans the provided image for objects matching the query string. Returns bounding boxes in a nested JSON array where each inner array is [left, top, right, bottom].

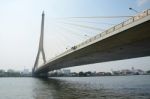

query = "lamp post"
[[129, 8, 138, 13]]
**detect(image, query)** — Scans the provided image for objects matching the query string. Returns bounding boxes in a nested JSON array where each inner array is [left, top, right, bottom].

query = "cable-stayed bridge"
[[33, 9, 150, 77]]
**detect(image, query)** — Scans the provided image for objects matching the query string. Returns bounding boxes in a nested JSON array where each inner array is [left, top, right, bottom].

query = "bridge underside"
[[34, 20, 150, 75]]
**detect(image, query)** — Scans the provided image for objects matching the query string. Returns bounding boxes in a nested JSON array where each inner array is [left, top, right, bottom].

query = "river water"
[[0, 75, 150, 99]]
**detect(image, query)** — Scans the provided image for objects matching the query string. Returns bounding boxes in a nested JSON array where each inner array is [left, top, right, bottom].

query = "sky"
[[0, 0, 150, 72]]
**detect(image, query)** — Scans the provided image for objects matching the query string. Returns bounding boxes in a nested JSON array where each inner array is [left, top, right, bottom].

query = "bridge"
[[33, 9, 150, 77]]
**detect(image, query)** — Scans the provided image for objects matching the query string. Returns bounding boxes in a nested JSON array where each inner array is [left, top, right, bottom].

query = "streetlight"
[[84, 34, 90, 38], [66, 45, 70, 50], [84, 34, 89, 37], [129, 7, 138, 13]]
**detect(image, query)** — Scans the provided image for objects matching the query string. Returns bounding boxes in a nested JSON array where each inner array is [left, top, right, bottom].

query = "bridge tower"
[[33, 11, 46, 75]]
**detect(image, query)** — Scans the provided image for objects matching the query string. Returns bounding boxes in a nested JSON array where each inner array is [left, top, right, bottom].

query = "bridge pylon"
[[33, 11, 46, 76]]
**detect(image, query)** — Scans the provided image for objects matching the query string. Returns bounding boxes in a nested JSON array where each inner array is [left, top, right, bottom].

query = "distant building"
[[112, 70, 121, 75], [62, 69, 71, 76], [112, 67, 145, 76], [131, 67, 144, 75], [97, 72, 112, 76], [22, 69, 29, 75], [97, 72, 105, 76], [56, 70, 63, 75], [121, 69, 133, 75], [21, 69, 31, 77], [71, 72, 78, 76], [134, 69, 144, 75]]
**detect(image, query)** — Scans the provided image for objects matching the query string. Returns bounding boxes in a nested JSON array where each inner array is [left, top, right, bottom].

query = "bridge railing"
[[75, 9, 150, 49], [39, 9, 150, 68]]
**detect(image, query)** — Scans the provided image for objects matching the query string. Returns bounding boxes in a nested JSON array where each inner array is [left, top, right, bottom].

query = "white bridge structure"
[[33, 9, 150, 77]]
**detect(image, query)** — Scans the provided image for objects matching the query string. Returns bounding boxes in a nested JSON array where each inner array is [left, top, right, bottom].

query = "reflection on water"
[[0, 75, 150, 99]]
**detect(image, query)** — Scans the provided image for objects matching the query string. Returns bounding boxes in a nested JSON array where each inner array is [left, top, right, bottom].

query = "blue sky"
[[0, 0, 150, 72]]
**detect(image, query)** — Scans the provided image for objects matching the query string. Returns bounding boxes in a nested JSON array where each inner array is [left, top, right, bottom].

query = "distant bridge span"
[[33, 9, 150, 76]]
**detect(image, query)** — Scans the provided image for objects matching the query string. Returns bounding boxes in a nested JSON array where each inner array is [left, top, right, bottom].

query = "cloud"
[[137, 0, 150, 6]]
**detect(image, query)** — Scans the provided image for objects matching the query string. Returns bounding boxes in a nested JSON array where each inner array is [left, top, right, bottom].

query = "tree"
[[79, 71, 86, 77], [146, 70, 150, 74]]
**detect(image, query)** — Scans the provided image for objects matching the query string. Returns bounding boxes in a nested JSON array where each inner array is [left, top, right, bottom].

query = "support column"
[[33, 11, 46, 74]]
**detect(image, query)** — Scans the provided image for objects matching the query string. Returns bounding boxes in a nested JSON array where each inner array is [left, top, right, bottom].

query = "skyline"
[[0, 0, 150, 72]]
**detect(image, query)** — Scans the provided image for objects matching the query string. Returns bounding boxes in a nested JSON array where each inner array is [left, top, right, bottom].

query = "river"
[[0, 75, 150, 99]]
